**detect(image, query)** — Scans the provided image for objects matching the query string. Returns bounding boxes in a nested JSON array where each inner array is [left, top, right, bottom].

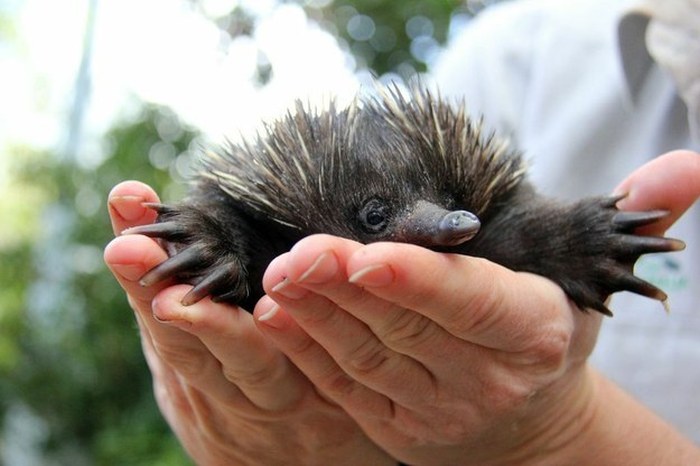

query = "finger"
[[345, 242, 576, 353], [105, 180, 171, 316], [268, 236, 475, 379], [254, 295, 395, 419], [263, 237, 439, 405], [104, 234, 172, 303], [615, 150, 700, 235], [108, 180, 160, 236], [152, 286, 309, 411], [146, 287, 259, 412], [106, 184, 281, 412], [104, 235, 249, 411]]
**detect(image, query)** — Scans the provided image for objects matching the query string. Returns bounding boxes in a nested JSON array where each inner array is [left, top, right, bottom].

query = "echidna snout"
[[437, 210, 481, 246], [395, 200, 481, 247]]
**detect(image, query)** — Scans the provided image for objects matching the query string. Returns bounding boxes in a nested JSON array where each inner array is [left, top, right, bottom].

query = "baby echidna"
[[126, 87, 684, 315]]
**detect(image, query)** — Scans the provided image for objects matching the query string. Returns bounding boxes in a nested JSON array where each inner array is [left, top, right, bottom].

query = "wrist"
[[525, 366, 700, 466], [505, 363, 598, 466]]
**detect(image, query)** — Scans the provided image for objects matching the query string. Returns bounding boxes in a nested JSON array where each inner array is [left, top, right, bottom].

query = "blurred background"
[[0, 0, 500, 464]]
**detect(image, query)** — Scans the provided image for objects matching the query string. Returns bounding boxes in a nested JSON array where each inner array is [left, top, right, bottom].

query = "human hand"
[[103, 181, 393, 466], [255, 150, 700, 465], [256, 237, 597, 465]]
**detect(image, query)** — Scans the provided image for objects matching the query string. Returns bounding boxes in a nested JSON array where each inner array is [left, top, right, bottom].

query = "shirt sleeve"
[[431, 1, 548, 143]]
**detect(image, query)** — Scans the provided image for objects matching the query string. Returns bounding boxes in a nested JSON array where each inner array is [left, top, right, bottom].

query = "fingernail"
[[152, 312, 191, 328], [152, 294, 192, 328], [297, 251, 338, 284], [111, 263, 146, 282], [109, 195, 147, 223], [257, 303, 283, 329], [348, 263, 395, 287], [271, 278, 309, 299]]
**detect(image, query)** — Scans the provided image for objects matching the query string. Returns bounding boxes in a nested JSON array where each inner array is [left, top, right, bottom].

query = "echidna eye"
[[366, 211, 385, 226], [358, 198, 390, 234]]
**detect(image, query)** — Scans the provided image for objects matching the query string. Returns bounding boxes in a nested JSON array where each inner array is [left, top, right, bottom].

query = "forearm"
[[545, 367, 700, 465]]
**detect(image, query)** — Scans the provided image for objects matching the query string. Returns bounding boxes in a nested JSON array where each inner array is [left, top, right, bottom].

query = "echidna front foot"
[[124, 202, 251, 306], [556, 196, 684, 315]]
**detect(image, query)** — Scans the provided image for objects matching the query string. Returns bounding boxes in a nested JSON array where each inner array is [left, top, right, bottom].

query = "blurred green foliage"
[[204, 0, 494, 79], [0, 106, 196, 464], [306, 0, 469, 75], [0, 0, 499, 463]]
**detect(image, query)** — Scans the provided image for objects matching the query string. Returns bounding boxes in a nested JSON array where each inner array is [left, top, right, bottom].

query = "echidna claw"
[[608, 265, 669, 301], [122, 221, 189, 241], [615, 234, 686, 257], [142, 202, 175, 214], [612, 210, 668, 229], [181, 264, 240, 306], [139, 246, 203, 287]]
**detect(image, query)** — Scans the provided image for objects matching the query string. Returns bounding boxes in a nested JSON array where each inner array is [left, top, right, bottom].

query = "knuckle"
[[528, 323, 572, 372], [287, 329, 320, 357], [451, 289, 505, 337], [222, 363, 277, 389], [341, 336, 391, 376], [447, 262, 509, 336], [321, 370, 359, 398], [295, 301, 337, 327], [522, 299, 574, 373], [379, 311, 437, 349], [478, 372, 534, 414]]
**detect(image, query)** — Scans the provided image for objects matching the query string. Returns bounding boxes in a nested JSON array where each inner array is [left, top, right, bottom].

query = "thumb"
[[614, 150, 700, 235]]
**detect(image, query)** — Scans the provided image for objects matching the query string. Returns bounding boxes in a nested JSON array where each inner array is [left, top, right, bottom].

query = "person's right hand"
[[254, 150, 700, 466], [103, 181, 393, 466]]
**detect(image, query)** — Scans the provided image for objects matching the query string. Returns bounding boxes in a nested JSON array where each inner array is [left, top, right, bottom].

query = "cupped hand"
[[104, 181, 393, 466], [257, 236, 598, 465], [256, 150, 700, 465]]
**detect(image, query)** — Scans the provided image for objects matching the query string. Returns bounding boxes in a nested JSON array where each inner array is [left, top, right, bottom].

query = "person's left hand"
[[104, 181, 394, 466]]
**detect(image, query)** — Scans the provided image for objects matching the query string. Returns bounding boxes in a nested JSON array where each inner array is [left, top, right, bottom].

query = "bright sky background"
[[0, 0, 361, 179]]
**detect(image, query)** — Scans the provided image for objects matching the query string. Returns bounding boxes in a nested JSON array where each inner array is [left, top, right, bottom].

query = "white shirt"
[[433, 0, 700, 442]]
